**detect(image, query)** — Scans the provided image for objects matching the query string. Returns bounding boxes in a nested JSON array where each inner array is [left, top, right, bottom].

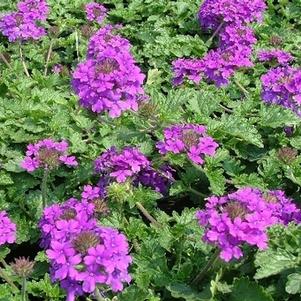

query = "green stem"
[[18, 43, 30, 77], [206, 22, 224, 47], [188, 187, 207, 198], [41, 169, 49, 209], [191, 249, 220, 286], [136, 202, 161, 228], [44, 39, 54, 76], [233, 79, 249, 96], [94, 288, 105, 301], [75, 30, 80, 62], [21, 277, 27, 301], [0, 258, 9, 269], [0, 53, 11, 69], [0, 267, 19, 292]]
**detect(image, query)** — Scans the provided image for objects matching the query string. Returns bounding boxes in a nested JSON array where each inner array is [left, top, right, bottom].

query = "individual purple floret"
[[219, 24, 257, 49], [21, 139, 78, 172], [196, 187, 301, 262], [198, 0, 267, 31], [258, 49, 293, 65], [17, 0, 49, 21], [52, 64, 63, 74], [261, 66, 301, 116], [85, 2, 107, 24], [94, 147, 150, 183], [156, 124, 218, 165], [172, 58, 203, 86], [39, 199, 132, 300], [0, 211, 16, 246], [0, 12, 46, 42]]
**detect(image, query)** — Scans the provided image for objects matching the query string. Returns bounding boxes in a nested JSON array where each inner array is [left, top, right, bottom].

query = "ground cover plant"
[[1, 0, 301, 300]]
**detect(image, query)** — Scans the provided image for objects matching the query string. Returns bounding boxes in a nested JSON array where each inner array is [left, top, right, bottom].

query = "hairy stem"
[[44, 40, 54, 76], [206, 22, 224, 47], [41, 169, 49, 209], [136, 202, 161, 228], [191, 249, 220, 286], [0, 53, 11, 69], [233, 79, 249, 96], [21, 277, 27, 301], [75, 30, 80, 62], [188, 187, 207, 198], [18, 44, 30, 77], [0, 267, 19, 292]]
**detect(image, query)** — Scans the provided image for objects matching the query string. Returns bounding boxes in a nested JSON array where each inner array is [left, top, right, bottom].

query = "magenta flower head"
[[39, 198, 132, 300], [85, 2, 107, 24], [17, 0, 49, 21], [196, 187, 301, 262], [21, 139, 78, 172], [258, 49, 294, 66], [0, 12, 46, 42], [0, 211, 16, 246], [198, 0, 267, 31], [94, 147, 150, 183], [156, 124, 219, 165], [261, 66, 301, 117]]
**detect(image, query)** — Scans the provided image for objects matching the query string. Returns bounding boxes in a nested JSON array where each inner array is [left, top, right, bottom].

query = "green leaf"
[[166, 282, 211, 301], [229, 278, 273, 301], [204, 168, 226, 195], [254, 249, 298, 279], [286, 273, 301, 295]]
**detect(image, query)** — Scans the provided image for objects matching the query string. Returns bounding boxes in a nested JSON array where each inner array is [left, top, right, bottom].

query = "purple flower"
[[258, 49, 293, 65], [156, 124, 218, 165], [198, 0, 267, 31], [52, 64, 63, 74], [196, 187, 301, 262], [0, 211, 16, 246], [261, 66, 301, 116], [85, 2, 107, 24], [0, 12, 46, 42], [40, 198, 132, 298], [17, 0, 49, 21], [21, 139, 78, 172], [94, 147, 150, 183]]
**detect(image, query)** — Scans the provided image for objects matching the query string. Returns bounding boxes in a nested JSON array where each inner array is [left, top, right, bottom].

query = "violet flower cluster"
[[156, 124, 219, 165], [94, 147, 174, 195], [173, 0, 266, 87], [39, 198, 132, 300], [0, 211, 16, 246], [21, 139, 78, 172], [0, 0, 48, 42], [258, 49, 293, 65], [72, 24, 146, 118], [85, 2, 107, 24], [261, 66, 301, 116], [196, 187, 301, 262]]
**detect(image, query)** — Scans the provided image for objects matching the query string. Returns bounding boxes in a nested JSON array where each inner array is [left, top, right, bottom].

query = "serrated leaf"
[[286, 273, 301, 295], [254, 249, 297, 279], [229, 278, 273, 301]]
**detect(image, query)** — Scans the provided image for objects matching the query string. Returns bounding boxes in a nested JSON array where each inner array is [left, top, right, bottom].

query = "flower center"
[[38, 148, 61, 169], [72, 231, 101, 254], [95, 58, 119, 74], [182, 130, 200, 148], [60, 208, 77, 220], [224, 201, 248, 220], [264, 193, 279, 204], [93, 199, 110, 216]]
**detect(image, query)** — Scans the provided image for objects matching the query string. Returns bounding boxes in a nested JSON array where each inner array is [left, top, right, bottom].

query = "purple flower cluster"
[[173, 0, 266, 87], [94, 147, 174, 195], [198, 0, 266, 31], [85, 2, 107, 24], [39, 198, 132, 300], [196, 187, 301, 262], [0, 211, 16, 246], [261, 66, 301, 116], [156, 124, 218, 165], [0, 0, 48, 42], [258, 49, 293, 65], [21, 139, 78, 172], [72, 25, 146, 118]]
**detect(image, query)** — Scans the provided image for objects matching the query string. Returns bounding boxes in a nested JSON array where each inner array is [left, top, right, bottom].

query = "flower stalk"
[[21, 277, 27, 301], [136, 202, 161, 228], [0, 53, 12, 69], [191, 248, 220, 286], [41, 169, 49, 209], [0, 267, 19, 292], [44, 39, 54, 76], [206, 21, 224, 47], [18, 43, 30, 77]]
